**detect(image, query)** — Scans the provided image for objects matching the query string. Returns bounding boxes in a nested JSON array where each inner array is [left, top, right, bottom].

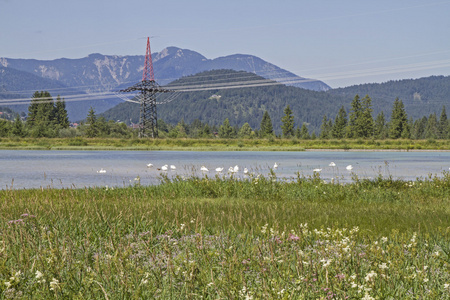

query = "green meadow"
[[1, 173, 449, 299], [1, 137, 450, 151]]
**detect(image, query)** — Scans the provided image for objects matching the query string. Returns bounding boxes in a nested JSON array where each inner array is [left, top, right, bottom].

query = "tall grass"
[[1, 174, 449, 298]]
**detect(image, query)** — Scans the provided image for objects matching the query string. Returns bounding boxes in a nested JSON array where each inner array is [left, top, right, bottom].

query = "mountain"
[[101, 69, 347, 133], [0, 65, 119, 121], [328, 75, 450, 120], [0, 48, 330, 121]]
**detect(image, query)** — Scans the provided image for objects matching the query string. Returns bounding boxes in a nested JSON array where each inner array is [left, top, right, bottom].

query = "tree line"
[[0, 91, 449, 140]]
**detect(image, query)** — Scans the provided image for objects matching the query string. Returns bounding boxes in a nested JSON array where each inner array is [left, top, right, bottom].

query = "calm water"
[[0, 150, 449, 189]]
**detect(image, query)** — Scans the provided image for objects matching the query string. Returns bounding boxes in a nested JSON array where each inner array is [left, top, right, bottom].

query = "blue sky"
[[1, 0, 450, 88]]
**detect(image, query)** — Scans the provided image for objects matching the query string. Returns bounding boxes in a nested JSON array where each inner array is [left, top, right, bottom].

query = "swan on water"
[[346, 165, 353, 170], [97, 168, 106, 173], [147, 163, 154, 168], [161, 165, 169, 171], [243, 168, 249, 175], [274, 162, 278, 169], [313, 168, 322, 172], [215, 167, 224, 172], [170, 165, 176, 170], [201, 166, 209, 172], [329, 162, 336, 167]]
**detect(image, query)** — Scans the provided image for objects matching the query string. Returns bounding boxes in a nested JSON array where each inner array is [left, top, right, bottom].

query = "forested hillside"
[[328, 75, 450, 120], [102, 70, 348, 133]]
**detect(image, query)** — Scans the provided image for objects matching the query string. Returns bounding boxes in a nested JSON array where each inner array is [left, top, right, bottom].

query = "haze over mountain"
[[0, 47, 330, 121]]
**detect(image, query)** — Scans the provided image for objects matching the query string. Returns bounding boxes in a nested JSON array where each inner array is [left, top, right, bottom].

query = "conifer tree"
[[54, 95, 70, 128], [260, 111, 273, 137], [238, 122, 253, 138], [438, 105, 448, 139], [12, 114, 26, 137], [373, 111, 386, 139], [300, 123, 310, 139], [389, 98, 408, 139], [425, 113, 438, 139], [348, 94, 362, 138], [281, 105, 295, 138], [331, 106, 347, 139], [85, 107, 98, 138], [360, 95, 374, 138], [219, 118, 234, 138], [319, 115, 331, 139]]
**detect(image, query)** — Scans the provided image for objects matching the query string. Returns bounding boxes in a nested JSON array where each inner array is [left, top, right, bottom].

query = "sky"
[[1, 0, 450, 88]]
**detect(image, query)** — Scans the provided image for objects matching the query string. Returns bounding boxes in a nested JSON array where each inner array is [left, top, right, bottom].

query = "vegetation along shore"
[[1, 173, 449, 298]]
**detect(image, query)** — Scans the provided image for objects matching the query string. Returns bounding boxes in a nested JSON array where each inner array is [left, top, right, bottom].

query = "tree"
[[238, 122, 253, 138], [373, 111, 387, 139], [388, 98, 408, 139], [219, 118, 234, 138], [319, 115, 331, 139], [85, 107, 98, 138], [260, 111, 273, 138], [348, 94, 362, 138], [54, 95, 69, 129], [360, 95, 374, 138], [425, 113, 438, 139], [331, 106, 347, 139], [27, 91, 58, 137], [12, 114, 26, 137], [281, 105, 295, 138], [438, 105, 448, 139], [299, 123, 310, 139]]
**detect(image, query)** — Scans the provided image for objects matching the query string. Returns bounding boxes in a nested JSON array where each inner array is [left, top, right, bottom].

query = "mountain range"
[[0, 47, 329, 121]]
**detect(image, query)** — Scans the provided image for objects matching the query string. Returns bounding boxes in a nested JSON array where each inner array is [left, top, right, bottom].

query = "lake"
[[0, 150, 449, 189]]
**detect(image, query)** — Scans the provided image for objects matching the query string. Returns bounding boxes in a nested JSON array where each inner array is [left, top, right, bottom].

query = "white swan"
[[233, 165, 239, 173], [201, 166, 209, 172], [170, 165, 176, 170], [274, 162, 278, 169], [346, 165, 353, 171], [313, 168, 322, 172], [243, 168, 249, 175], [215, 167, 224, 172], [161, 165, 169, 171], [147, 163, 153, 168], [97, 168, 106, 173], [329, 162, 336, 167]]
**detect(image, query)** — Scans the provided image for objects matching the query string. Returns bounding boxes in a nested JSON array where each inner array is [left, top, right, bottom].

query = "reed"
[[1, 173, 449, 298]]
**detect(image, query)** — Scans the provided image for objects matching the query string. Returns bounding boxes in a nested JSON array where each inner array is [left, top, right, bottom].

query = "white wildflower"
[[423, 278, 429, 283], [381, 236, 388, 243], [49, 278, 59, 291], [180, 223, 185, 230], [444, 283, 449, 289], [378, 263, 388, 270], [362, 292, 375, 300], [365, 270, 377, 282]]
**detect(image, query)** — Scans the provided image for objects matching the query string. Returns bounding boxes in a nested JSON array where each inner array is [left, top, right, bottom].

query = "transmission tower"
[[120, 37, 170, 138]]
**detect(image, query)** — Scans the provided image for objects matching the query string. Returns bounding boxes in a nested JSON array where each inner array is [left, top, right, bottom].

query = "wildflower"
[[444, 283, 449, 289], [21, 213, 29, 217], [288, 233, 300, 241], [321, 258, 332, 268], [49, 278, 59, 291], [35, 270, 45, 281], [362, 293, 375, 300], [423, 278, 429, 283], [378, 263, 388, 270], [365, 270, 377, 282], [180, 223, 185, 230], [381, 236, 388, 243]]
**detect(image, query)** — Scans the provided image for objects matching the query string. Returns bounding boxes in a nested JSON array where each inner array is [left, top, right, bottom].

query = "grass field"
[[1, 137, 450, 151], [1, 173, 449, 299]]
